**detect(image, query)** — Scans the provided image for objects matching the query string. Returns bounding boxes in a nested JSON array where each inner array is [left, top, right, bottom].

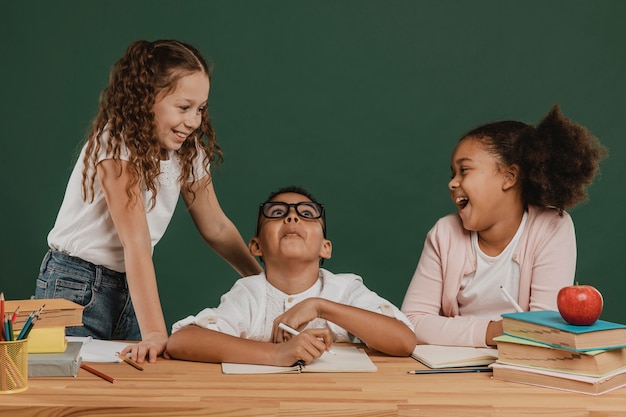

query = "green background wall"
[[1, 1, 624, 328]]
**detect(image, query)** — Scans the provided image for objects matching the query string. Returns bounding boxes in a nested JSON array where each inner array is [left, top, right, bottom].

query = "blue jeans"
[[35, 250, 141, 340]]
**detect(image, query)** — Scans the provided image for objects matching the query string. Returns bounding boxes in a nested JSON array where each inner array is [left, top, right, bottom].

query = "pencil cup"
[[0, 339, 29, 394]]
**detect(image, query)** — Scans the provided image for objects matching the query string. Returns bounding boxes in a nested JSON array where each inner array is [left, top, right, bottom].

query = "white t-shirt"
[[47, 131, 208, 272], [457, 211, 528, 320], [171, 268, 413, 342]]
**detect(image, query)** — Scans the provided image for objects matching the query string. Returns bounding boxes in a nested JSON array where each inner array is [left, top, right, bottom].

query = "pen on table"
[[278, 322, 336, 355], [117, 352, 144, 371], [407, 367, 493, 374], [81, 363, 116, 383], [499, 286, 523, 313]]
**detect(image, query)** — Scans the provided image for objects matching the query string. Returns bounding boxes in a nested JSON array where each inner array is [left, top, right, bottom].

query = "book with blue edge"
[[501, 310, 626, 352]]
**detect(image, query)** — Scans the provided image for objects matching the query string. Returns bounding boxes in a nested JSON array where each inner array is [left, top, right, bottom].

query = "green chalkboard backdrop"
[[1, 1, 624, 329]]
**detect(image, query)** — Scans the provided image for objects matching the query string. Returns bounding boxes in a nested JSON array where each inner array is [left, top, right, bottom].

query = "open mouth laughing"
[[455, 195, 469, 210]]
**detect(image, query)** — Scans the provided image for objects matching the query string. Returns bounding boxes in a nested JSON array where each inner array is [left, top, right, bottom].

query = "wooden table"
[[1, 345, 625, 416]]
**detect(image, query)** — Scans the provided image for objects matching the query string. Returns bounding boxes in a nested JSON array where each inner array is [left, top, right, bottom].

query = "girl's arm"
[[273, 298, 417, 357], [401, 220, 492, 347], [525, 210, 576, 310], [165, 325, 330, 366], [98, 159, 168, 363], [181, 175, 262, 277]]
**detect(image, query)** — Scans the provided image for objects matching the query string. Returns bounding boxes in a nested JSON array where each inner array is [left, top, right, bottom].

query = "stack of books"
[[492, 310, 626, 395], [5, 298, 84, 377]]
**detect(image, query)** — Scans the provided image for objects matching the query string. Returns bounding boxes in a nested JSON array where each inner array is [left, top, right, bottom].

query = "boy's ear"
[[248, 237, 263, 257], [319, 239, 332, 260], [502, 164, 520, 191]]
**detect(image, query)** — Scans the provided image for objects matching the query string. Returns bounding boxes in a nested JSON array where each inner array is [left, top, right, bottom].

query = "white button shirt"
[[172, 269, 412, 342]]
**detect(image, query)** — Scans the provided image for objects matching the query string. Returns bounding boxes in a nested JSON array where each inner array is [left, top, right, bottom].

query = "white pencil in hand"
[[278, 322, 336, 354], [500, 286, 523, 312]]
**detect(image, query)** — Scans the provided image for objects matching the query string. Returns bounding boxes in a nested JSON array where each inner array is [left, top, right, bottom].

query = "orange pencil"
[[80, 363, 116, 383], [117, 353, 144, 371]]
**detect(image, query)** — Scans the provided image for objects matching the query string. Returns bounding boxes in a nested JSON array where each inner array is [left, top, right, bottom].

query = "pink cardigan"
[[401, 205, 576, 347]]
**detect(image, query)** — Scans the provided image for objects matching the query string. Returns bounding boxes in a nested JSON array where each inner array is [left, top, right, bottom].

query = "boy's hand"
[[271, 298, 324, 343], [272, 329, 331, 366]]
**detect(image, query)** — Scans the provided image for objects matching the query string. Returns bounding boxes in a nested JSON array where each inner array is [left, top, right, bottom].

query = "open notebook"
[[66, 336, 136, 362], [411, 344, 498, 369], [222, 345, 377, 374]]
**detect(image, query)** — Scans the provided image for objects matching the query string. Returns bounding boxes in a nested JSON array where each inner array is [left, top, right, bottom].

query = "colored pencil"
[[81, 363, 116, 383], [117, 353, 144, 371]]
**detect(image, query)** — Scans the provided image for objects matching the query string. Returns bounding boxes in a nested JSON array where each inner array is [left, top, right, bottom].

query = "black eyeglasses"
[[256, 201, 326, 237], [260, 202, 324, 220]]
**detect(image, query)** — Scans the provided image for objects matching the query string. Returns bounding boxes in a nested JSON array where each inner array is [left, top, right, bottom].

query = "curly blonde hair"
[[81, 39, 223, 208]]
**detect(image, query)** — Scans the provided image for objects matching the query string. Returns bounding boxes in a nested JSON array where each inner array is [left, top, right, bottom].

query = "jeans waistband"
[[47, 249, 127, 288]]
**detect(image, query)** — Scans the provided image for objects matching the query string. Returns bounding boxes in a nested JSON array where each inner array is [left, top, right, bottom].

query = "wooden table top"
[[1, 344, 625, 416]]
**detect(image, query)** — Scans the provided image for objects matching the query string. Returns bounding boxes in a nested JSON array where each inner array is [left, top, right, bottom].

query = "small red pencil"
[[80, 364, 116, 384], [11, 306, 20, 324]]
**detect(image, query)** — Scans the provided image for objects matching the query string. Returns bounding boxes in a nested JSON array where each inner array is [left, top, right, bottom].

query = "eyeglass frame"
[[255, 201, 326, 238]]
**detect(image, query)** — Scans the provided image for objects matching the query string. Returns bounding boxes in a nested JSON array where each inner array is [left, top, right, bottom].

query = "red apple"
[[557, 283, 603, 326]]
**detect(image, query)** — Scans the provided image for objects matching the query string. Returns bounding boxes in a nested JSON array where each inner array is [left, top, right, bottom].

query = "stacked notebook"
[[492, 310, 626, 395], [410, 344, 498, 369], [6, 298, 85, 377]]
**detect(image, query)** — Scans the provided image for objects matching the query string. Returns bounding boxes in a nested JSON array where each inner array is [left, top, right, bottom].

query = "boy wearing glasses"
[[165, 186, 416, 366]]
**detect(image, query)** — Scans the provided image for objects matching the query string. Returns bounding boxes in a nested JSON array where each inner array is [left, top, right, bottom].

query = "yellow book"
[[23, 326, 68, 353]]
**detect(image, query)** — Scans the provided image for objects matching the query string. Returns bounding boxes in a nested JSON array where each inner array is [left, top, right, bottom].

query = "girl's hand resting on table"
[[120, 331, 169, 363]]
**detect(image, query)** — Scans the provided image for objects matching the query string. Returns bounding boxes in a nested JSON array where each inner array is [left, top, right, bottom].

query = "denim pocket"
[[35, 253, 92, 307], [50, 277, 89, 305]]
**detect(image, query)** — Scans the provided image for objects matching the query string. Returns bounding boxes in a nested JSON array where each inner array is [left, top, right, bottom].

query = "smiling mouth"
[[455, 196, 469, 210], [174, 130, 190, 140]]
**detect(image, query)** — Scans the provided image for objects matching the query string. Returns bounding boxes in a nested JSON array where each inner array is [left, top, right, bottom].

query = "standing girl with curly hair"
[[401, 105, 607, 348], [36, 39, 262, 363]]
